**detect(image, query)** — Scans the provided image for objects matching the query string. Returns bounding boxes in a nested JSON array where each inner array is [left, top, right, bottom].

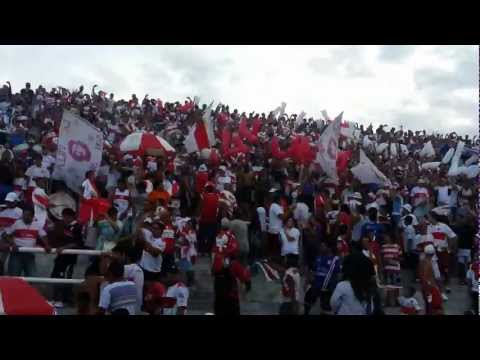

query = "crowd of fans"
[[0, 81, 478, 315]]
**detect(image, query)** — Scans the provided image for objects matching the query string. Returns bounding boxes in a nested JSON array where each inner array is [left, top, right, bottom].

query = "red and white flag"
[[184, 102, 216, 153], [315, 112, 343, 183]]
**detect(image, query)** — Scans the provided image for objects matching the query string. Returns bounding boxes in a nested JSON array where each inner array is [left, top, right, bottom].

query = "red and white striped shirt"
[[5, 219, 47, 247], [381, 243, 402, 272]]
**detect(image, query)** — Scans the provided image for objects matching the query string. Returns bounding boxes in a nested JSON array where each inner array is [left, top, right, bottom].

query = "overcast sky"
[[0, 45, 477, 135]]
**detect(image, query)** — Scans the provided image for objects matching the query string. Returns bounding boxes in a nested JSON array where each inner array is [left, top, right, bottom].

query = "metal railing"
[[1, 247, 104, 285]]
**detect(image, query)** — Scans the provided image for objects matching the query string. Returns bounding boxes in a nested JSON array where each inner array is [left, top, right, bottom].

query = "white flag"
[[351, 149, 392, 186], [52, 110, 103, 193], [321, 110, 331, 121], [272, 102, 287, 118], [315, 112, 343, 182], [448, 141, 465, 176], [295, 111, 306, 126]]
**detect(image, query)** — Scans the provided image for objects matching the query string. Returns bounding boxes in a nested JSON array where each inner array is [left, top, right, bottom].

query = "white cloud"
[[0, 45, 476, 135]]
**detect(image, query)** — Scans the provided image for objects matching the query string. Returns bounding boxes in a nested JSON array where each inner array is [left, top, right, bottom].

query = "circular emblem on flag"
[[327, 138, 337, 160], [68, 140, 91, 162]]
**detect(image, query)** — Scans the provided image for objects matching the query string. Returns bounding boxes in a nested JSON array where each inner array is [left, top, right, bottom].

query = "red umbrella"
[[119, 132, 176, 156]]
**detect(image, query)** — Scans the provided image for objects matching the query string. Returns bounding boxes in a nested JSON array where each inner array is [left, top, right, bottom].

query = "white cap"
[[219, 165, 227, 172], [5, 192, 18, 202], [143, 217, 153, 224], [402, 204, 413, 213], [198, 164, 208, 172], [424, 244, 435, 255]]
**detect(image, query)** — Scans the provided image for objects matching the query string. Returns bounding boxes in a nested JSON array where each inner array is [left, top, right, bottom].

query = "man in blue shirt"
[[304, 242, 341, 315], [361, 207, 386, 244]]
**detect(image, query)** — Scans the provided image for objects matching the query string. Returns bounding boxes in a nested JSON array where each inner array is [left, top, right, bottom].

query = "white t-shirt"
[[402, 225, 418, 252], [434, 186, 451, 206], [428, 222, 456, 250], [256, 207, 267, 232], [5, 218, 47, 247], [293, 202, 310, 229], [163, 283, 189, 315], [139, 230, 165, 273], [98, 281, 138, 315], [280, 227, 300, 256], [268, 203, 284, 234], [81, 179, 98, 200], [124, 263, 144, 314], [25, 165, 50, 187]]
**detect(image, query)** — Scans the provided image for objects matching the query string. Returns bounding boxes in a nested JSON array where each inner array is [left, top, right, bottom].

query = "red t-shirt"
[[200, 192, 219, 223], [196, 172, 209, 194]]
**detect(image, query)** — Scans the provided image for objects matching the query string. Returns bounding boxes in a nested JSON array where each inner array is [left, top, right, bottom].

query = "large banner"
[[315, 112, 343, 183], [53, 111, 103, 193]]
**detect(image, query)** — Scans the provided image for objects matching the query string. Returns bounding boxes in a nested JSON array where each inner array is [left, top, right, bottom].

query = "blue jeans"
[[8, 252, 36, 277]]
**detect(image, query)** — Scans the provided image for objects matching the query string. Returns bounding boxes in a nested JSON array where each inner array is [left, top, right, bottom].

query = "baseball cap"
[[424, 244, 435, 255], [402, 204, 413, 213], [5, 192, 18, 203], [198, 164, 208, 172]]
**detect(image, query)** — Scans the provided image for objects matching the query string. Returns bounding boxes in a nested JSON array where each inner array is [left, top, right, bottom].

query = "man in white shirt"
[[410, 178, 430, 219], [268, 193, 284, 262], [434, 177, 451, 207], [3, 206, 51, 277], [0, 192, 23, 275], [427, 211, 457, 295], [139, 221, 166, 283], [98, 260, 138, 315], [163, 268, 189, 315], [216, 166, 231, 192], [25, 154, 50, 200]]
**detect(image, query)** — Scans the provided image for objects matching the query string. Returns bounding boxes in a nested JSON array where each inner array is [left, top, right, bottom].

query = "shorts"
[[384, 271, 401, 287], [457, 249, 471, 264], [141, 267, 162, 282], [436, 250, 450, 276]]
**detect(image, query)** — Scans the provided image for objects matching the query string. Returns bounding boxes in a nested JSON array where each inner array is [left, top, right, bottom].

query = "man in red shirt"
[[212, 221, 251, 315], [198, 182, 219, 256]]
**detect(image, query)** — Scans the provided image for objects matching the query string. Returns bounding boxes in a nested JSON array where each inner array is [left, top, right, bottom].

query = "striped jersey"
[[381, 243, 402, 272]]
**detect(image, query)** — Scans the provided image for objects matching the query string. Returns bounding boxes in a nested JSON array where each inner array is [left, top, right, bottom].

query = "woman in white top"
[[280, 217, 300, 261]]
